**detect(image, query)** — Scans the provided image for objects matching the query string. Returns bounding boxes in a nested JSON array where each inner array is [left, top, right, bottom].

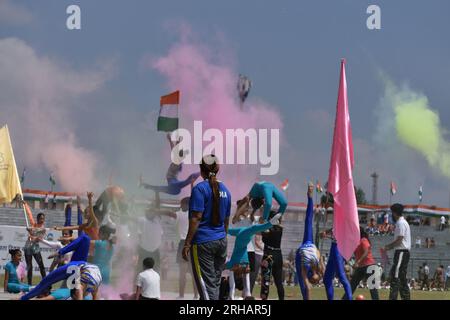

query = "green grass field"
[[160, 279, 450, 300], [2, 275, 449, 300]]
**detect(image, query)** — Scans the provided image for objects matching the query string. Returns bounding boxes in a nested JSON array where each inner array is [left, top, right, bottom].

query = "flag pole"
[[315, 181, 318, 207], [5, 125, 29, 228]]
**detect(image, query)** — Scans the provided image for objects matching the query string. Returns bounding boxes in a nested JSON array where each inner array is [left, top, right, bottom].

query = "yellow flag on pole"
[[0, 125, 22, 204]]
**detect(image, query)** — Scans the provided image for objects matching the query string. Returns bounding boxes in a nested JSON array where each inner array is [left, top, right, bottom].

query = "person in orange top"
[[54, 192, 99, 240], [21, 199, 47, 285], [346, 228, 379, 300]]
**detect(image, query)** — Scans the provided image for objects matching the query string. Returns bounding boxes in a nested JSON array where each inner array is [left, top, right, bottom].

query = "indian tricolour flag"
[[316, 180, 324, 193], [280, 179, 289, 191], [390, 181, 397, 196], [157, 91, 180, 132]]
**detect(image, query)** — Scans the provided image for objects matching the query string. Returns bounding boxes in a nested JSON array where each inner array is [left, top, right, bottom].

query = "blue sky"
[[1, 0, 450, 206]]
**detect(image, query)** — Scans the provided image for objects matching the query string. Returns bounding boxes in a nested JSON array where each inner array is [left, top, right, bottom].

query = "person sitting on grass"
[[4, 249, 32, 294], [135, 257, 161, 300]]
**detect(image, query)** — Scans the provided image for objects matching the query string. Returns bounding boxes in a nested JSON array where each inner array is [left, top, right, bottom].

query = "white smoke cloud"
[[0, 37, 114, 192]]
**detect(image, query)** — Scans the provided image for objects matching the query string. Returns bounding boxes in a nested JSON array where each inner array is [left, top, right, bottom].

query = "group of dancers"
[[4, 132, 380, 301], [4, 192, 115, 300], [222, 183, 358, 300]]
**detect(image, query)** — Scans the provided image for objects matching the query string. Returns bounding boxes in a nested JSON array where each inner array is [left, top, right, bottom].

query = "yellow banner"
[[0, 125, 22, 204]]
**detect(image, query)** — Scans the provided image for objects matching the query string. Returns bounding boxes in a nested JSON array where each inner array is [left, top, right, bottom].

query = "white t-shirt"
[[138, 216, 163, 252], [136, 269, 160, 299], [424, 265, 430, 275], [231, 216, 255, 252], [175, 210, 189, 241], [393, 216, 411, 250], [254, 234, 264, 256], [441, 216, 446, 224]]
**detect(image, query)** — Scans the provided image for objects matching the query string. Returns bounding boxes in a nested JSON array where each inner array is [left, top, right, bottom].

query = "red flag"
[[327, 59, 360, 260]]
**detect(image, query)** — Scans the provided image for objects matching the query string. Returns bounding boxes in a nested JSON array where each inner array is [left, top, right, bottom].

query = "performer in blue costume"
[[63, 196, 83, 227], [295, 184, 325, 300], [321, 229, 353, 300], [226, 212, 282, 299], [20, 261, 102, 300], [237, 182, 287, 222], [57, 233, 91, 263], [140, 134, 200, 199]]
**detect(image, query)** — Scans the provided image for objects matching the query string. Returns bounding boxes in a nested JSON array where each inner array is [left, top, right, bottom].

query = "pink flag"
[[327, 59, 360, 260]]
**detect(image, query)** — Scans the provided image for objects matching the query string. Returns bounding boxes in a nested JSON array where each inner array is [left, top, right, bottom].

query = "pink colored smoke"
[[151, 33, 284, 198]]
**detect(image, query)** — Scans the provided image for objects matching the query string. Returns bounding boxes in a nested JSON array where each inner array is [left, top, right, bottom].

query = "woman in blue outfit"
[[3, 249, 32, 293], [19, 261, 102, 300], [295, 184, 325, 300], [91, 225, 115, 285], [51, 232, 91, 263], [182, 154, 232, 301], [238, 181, 288, 222], [140, 133, 200, 199], [226, 213, 282, 299], [321, 229, 352, 300], [20, 228, 97, 300]]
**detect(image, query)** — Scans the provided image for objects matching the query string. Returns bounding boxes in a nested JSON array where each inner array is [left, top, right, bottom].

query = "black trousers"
[[349, 265, 380, 300], [25, 251, 46, 285], [389, 249, 410, 300], [260, 249, 284, 300]]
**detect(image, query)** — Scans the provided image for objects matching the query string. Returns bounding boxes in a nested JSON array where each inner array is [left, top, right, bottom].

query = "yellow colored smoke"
[[385, 80, 450, 178]]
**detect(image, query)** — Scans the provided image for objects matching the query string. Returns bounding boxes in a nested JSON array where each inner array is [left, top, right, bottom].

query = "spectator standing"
[[440, 216, 446, 231], [415, 237, 421, 249], [418, 266, 424, 289], [422, 263, 430, 291], [445, 266, 450, 291], [52, 194, 57, 210], [434, 265, 445, 291], [44, 194, 49, 210], [383, 203, 411, 300], [137, 205, 175, 273]]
